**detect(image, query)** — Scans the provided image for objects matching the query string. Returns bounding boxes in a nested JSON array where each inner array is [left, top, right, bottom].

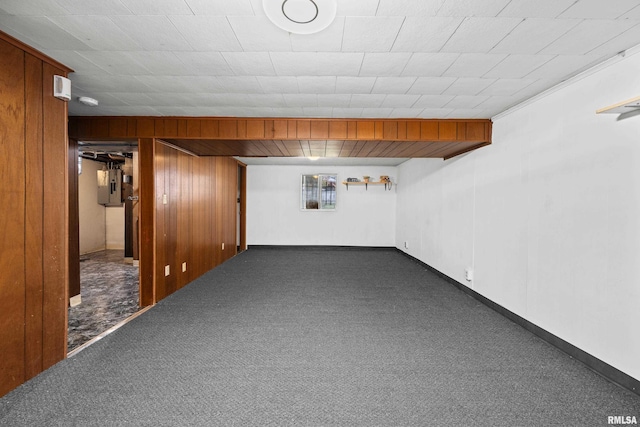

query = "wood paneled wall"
[[0, 32, 71, 397], [140, 139, 239, 304], [69, 116, 491, 143]]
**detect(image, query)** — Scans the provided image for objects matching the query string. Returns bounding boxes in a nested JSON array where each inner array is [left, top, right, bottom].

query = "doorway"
[[68, 141, 140, 353]]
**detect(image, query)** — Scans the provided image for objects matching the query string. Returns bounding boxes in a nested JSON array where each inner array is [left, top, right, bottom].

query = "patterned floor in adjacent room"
[[68, 250, 140, 352]]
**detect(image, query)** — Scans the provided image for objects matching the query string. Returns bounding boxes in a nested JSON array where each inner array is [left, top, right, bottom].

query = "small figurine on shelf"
[[363, 175, 370, 183]]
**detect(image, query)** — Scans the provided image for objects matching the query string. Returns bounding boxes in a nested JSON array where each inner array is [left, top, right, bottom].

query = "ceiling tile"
[[490, 18, 580, 54], [183, 0, 254, 15], [270, 107, 305, 117], [350, 94, 387, 108], [111, 16, 192, 51], [539, 20, 636, 55], [388, 108, 423, 118], [437, 0, 512, 17], [412, 94, 456, 108], [417, 108, 454, 118], [119, 0, 193, 15], [337, 0, 380, 16], [46, 50, 113, 74], [73, 74, 153, 93], [371, 77, 417, 94], [401, 53, 460, 77], [524, 54, 604, 79], [123, 51, 194, 76], [228, 16, 292, 51], [362, 107, 393, 117], [377, 0, 445, 16], [296, 77, 337, 94], [0, 16, 91, 50], [169, 16, 243, 51], [222, 52, 276, 76], [620, 5, 640, 19], [444, 95, 490, 108], [441, 17, 523, 53], [483, 54, 555, 78], [134, 75, 204, 93], [478, 79, 537, 96], [445, 108, 485, 118], [47, 15, 143, 51], [335, 77, 377, 94], [559, 0, 639, 19], [55, 0, 133, 15], [0, 0, 71, 15], [442, 53, 508, 77], [407, 77, 457, 94], [271, 53, 363, 76], [76, 51, 152, 75], [330, 108, 363, 118], [498, 0, 577, 18], [317, 95, 352, 108], [174, 52, 234, 76], [109, 92, 156, 106], [392, 17, 463, 52], [359, 53, 412, 76], [302, 107, 333, 117], [283, 94, 318, 107], [442, 78, 496, 95], [257, 77, 300, 94], [586, 23, 640, 57], [381, 94, 420, 108], [342, 17, 405, 52], [290, 18, 345, 52], [215, 76, 264, 93]]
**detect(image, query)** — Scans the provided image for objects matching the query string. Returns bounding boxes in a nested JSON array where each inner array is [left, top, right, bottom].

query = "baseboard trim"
[[248, 245, 396, 251], [396, 249, 640, 397]]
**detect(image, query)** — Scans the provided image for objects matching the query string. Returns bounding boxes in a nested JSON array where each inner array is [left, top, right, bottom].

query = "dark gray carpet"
[[1, 248, 638, 426]]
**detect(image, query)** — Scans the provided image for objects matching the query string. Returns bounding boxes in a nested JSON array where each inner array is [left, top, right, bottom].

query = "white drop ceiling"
[[2, 0, 640, 119]]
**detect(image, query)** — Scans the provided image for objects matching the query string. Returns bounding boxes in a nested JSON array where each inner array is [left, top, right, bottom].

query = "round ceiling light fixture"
[[78, 96, 99, 107], [263, 0, 337, 35]]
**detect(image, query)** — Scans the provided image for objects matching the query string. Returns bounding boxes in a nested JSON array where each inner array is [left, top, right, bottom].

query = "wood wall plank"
[[41, 63, 68, 370], [24, 53, 44, 381], [138, 138, 156, 306], [0, 38, 27, 397]]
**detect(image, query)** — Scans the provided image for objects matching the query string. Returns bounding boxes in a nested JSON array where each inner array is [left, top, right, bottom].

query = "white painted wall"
[[106, 206, 125, 250], [247, 165, 397, 246], [78, 158, 106, 254], [396, 51, 640, 381]]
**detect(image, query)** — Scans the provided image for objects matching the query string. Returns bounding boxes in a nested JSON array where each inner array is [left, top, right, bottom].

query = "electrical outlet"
[[182, 262, 187, 272], [162, 194, 168, 205], [465, 268, 473, 281], [165, 265, 170, 276], [404, 241, 409, 249], [222, 242, 225, 250]]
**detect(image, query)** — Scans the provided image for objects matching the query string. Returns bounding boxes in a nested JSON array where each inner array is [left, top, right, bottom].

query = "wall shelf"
[[596, 95, 640, 114], [342, 181, 392, 191]]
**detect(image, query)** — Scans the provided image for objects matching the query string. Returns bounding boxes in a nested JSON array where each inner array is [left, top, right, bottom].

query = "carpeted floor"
[[1, 248, 638, 426]]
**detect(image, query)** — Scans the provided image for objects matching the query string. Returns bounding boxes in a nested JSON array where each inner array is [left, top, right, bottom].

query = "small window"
[[301, 174, 336, 211]]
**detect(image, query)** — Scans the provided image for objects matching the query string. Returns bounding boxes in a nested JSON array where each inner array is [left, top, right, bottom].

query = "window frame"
[[300, 173, 337, 211]]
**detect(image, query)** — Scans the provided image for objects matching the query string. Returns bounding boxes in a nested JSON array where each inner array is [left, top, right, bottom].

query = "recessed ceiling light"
[[78, 96, 99, 107], [263, 0, 337, 35]]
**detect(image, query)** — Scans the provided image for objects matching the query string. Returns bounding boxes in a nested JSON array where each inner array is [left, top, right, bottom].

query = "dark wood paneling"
[[138, 138, 155, 306], [68, 138, 80, 300], [0, 38, 27, 398], [24, 53, 44, 380], [41, 63, 68, 370], [68, 117, 493, 159]]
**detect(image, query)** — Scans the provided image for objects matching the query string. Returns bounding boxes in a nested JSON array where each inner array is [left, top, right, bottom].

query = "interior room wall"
[[105, 206, 125, 250], [396, 49, 640, 382], [78, 158, 106, 254], [247, 165, 397, 247]]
